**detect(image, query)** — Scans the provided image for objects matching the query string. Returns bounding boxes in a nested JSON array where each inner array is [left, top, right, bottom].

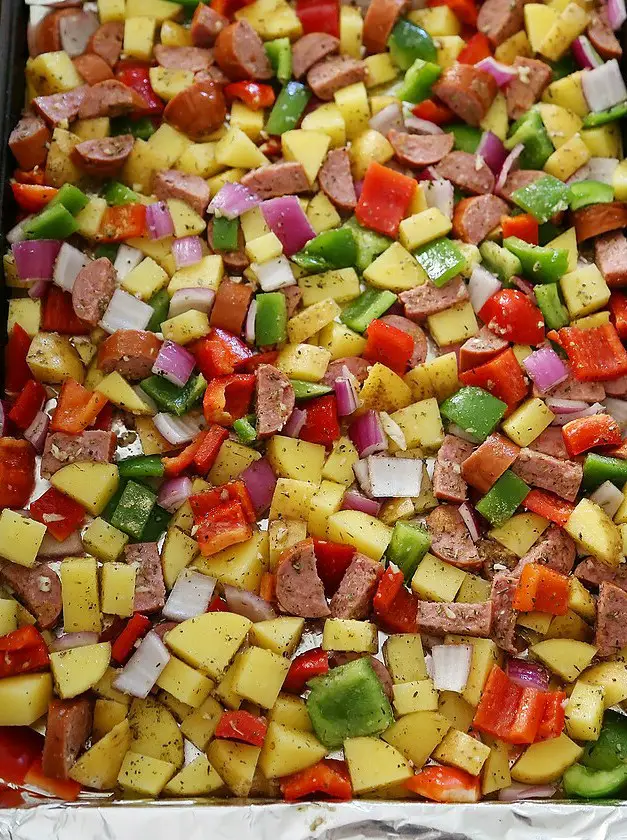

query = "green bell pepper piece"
[[146, 289, 170, 333], [140, 374, 206, 416], [511, 175, 570, 224], [102, 481, 127, 524], [582, 453, 627, 491], [265, 38, 292, 84], [265, 81, 310, 135], [568, 180, 614, 211], [290, 380, 333, 400], [110, 115, 156, 140], [117, 454, 165, 480], [306, 658, 394, 748], [24, 203, 79, 240], [475, 470, 529, 527], [233, 415, 257, 444], [388, 18, 436, 69], [479, 241, 522, 284], [503, 236, 569, 284], [582, 711, 627, 771], [256, 292, 287, 346], [103, 181, 141, 206], [414, 238, 465, 287], [292, 227, 357, 273], [538, 221, 564, 246], [534, 283, 570, 330], [548, 54, 578, 81], [386, 521, 431, 581], [397, 58, 441, 104], [445, 123, 482, 154], [212, 215, 239, 251], [110, 480, 157, 540], [563, 763, 627, 799], [94, 244, 119, 262], [440, 386, 507, 443], [505, 109, 554, 170], [49, 183, 88, 215], [582, 101, 627, 128], [139, 504, 172, 542], [342, 217, 392, 273], [340, 287, 397, 333]]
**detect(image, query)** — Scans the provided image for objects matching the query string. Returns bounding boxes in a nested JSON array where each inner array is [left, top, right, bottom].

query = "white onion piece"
[[53, 242, 91, 292], [251, 255, 296, 291], [154, 413, 202, 445], [223, 585, 276, 621], [50, 632, 99, 651], [168, 287, 215, 319], [100, 289, 152, 334], [113, 632, 170, 699], [163, 570, 216, 621], [7, 216, 34, 245], [245, 299, 257, 344], [581, 59, 627, 112], [114, 244, 143, 281], [447, 423, 479, 443], [459, 501, 481, 542], [468, 264, 501, 313], [432, 644, 472, 692], [603, 397, 627, 432], [353, 459, 373, 496], [568, 157, 619, 185], [366, 456, 422, 498], [369, 102, 404, 135], [423, 178, 454, 220], [590, 480, 625, 519], [380, 412, 407, 450]]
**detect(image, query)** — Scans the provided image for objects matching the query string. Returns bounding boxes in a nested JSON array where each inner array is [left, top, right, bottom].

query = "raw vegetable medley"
[[3, 0, 627, 808]]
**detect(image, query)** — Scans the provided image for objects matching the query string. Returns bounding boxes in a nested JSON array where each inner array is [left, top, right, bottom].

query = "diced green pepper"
[[503, 236, 569, 284], [102, 481, 127, 524], [340, 287, 397, 333], [103, 181, 141, 207], [388, 18, 436, 69], [562, 763, 627, 800], [538, 221, 563, 246], [440, 386, 507, 443], [548, 54, 578, 81], [535, 283, 570, 330], [49, 183, 88, 215], [342, 217, 392, 273], [117, 454, 165, 480], [505, 110, 554, 170], [479, 241, 522, 284], [306, 658, 394, 748], [110, 115, 156, 140], [292, 227, 357, 273], [265, 38, 292, 84], [475, 470, 529, 527], [397, 58, 441, 104], [139, 504, 172, 543], [568, 180, 614, 211], [256, 292, 287, 346], [24, 203, 79, 240], [386, 521, 431, 581], [511, 175, 570, 224], [290, 380, 333, 399], [582, 453, 627, 491], [94, 244, 119, 262], [110, 480, 157, 540], [140, 373, 206, 416], [582, 101, 627, 128], [445, 123, 482, 154], [414, 238, 465, 287], [146, 289, 170, 333], [582, 711, 627, 771], [212, 215, 239, 251], [265, 81, 310, 135], [233, 415, 258, 444]]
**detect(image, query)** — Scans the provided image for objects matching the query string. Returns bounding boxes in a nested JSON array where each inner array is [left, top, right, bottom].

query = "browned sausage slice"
[[42, 698, 93, 780], [163, 80, 227, 140], [400, 276, 469, 321], [72, 134, 134, 176], [380, 314, 428, 366], [435, 151, 495, 195], [596, 583, 627, 657], [292, 33, 340, 79], [73, 53, 114, 85], [281, 286, 302, 318], [573, 202, 627, 243], [318, 149, 356, 210], [31, 8, 79, 57], [41, 430, 117, 479], [417, 600, 493, 637], [511, 448, 582, 502], [125, 543, 166, 614], [387, 129, 454, 167], [595, 231, 627, 287], [88, 21, 124, 67], [98, 330, 162, 380], [491, 573, 521, 654], [255, 364, 295, 437], [214, 20, 272, 81], [426, 504, 481, 569], [329, 555, 381, 620], [0, 560, 62, 630], [460, 433, 519, 494], [210, 278, 254, 334], [207, 220, 249, 274], [276, 539, 330, 618], [587, 9, 622, 59], [452, 195, 509, 244], [459, 325, 509, 369], [514, 524, 576, 576], [33, 87, 88, 127], [153, 169, 210, 216], [72, 257, 117, 326], [154, 45, 214, 72], [478, 0, 528, 45], [78, 79, 134, 120], [363, 0, 407, 54], [505, 58, 552, 121], [9, 115, 51, 170], [432, 434, 474, 503], [241, 161, 309, 199], [323, 356, 371, 386], [191, 4, 228, 47], [433, 64, 497, 127], [307, 56, 366, 101]]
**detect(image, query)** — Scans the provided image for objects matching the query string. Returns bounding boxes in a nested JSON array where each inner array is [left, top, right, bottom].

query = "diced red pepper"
[[190, 479, 256, 523], [92, 402, 114, 431], [0, 626, 49, 679], [405, 765, 481, 802], [13, 167, 46, 186], [479, 290, 545, 346], [207, 594, 229, 611], [50, 378, 108, 435], [295, 0, 339, 37], [375, 584, 418, 633], [42, 286, 91, 335], [215, 710, 268, 746], [283, 648, 330, 694], [427, 0, 478, 24], [356, 162, 416, 238], [281, 759, 352, 802], [312, 539, 355, 596], [523, 489, 575, 528], [5, 323, 33, 394], [459, 349, 528, 409], [203, 374, 256, 426], [162, 431, 207, 478], [30, 487, 86, 542], [411, 99, 454, 125], [194, 500, 253, 556], [10, 182, 58, 213], [562, 413, 623, 457], [501, 214, 539, 245], [0, 437, 36, 509], [8, 379, 46, 431], [236, 350, 280, 372], [23, 758, 81, 802], [191, 330, 254, 379], [193, 424, 229, 474], [210, 0, 255, 16], [474, 665, 548, 744], [0, 727, 44, 785], [98, 204, 147, 243], [456, 31, 491, 63], [259, 571, 276, 602], [225, 81, 276, 110], [536, 690, 566, 741], [512, 563, 569, 616], [299, 395, 341, 447], [556, 323, 627, 382], [610, 292, 627, 339], [363, 319, 414, 376], [506, 685, 547, 744], [111, 613, 152, 664], [373, 565, 405, 614], [115, 63, 164, 116]]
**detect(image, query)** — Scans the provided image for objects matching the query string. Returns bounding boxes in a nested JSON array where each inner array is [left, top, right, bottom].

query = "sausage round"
[[587, 10, 622, 59], [98, 330, 162, 380], [73, 53, 114, 85], [276, 539, 330, 618], [210, 278, 254, 334], [478, 538, 518, 581], [72, 134, 134, 175], [153, 169, 211, 216], [387, 129, 455, 168], [363, 0, 407, 54], [154, 45, 214, 72], [72, 257, 117, 326], [42, 698, 93, 780], [426, 504, 482, 569], [292, 33, 340, 79], [380, 314, 428, 367], [163, 80, 227, 140], [78, 79, 134, 120], [191, 3, 228, 47], [31, 8, 79, 56], [498, 169, 545, 201], [88, 21, 124, 67], [505, 58, 552, 121], [453, 194, 508, 244], [255, 364, 296, 438], [33, 87, 88, 127], [241, 161, 310, 199], [477, 0, 528, 46], [573, 201, 627, 242], [459, 326, 508, 370], [0, 560, 62, 630], [323, 356, 371, 386], [435, 151, 495, 195], [214, 20, 272, 81], [58, 10, 100, 58], [433, 64, 497, 127], [9, 115, 51, 170], [307, 56, 366, 101], [318, 148, 357, 210]]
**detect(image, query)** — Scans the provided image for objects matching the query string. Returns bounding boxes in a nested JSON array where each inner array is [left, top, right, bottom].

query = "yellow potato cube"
[[322, 618, 378, 653], [383, 709, 450, 769], [301, 103, 346, 149], [421, 353, 460, 401], [482, 735, 512, 794], [322, 436, 360, 486], [544, 132, 590, 180], [282, 129, 330, 184], [432, 727, 491, 775], [334, 82, 370, 140], [360, 363, 413, 413], [268, 693, 313, 731], [542, 71, 589, 117], [118, 752, 176, 796], [560, 264, 610, 319], [306, 192, 342, 233], [288, 298, 341, 344], [148, 67, 194, 101], [27, 332, 84, 385], [445, 634, 500, 706], [266, 435, 326, 484], [98, 0, 125, 22], [345, 737, 412, 793], [399, 208, 452, 251], [216, 126, 268, 169], [0, 511, 46, 568], [568, 577, 596, 622], [96, 372, 154, 415], [308, 480, 345, 538], [364, 242, 427, 292], [0, 673, 53, 725], [581, 124, 622, 158], [208, 439, 260, 485], [121, 256, 168, 301], [161, 310, 210, 344], [268, 519, 308, 570], [350, 128, 394, 179], [232, 646, 290, 708], [299, 267, 361, 306], [537, 104, 583, 149], [207, 740, 259, 796], [235, 0, 302, 39], [438, 691, 475, 732], [101, 563, 136, 618], [179, 695, 222, 749], [82, 518, 129, 563], [489, 513, 550, 557], [364, 53, 398, 88], [250, 617, 304, 656], [276, 343, 331, 381], [340, 5, 363, 58], [50, 463, 119, 515], [393, 679, 439, 715], [230, 101, 264, 141], [391, 398, 444, 451], [0, 600, 18, 637], [123, 16, 157, 60], [512, 734, 583, 784], [245, 232, 283, 264], [61, 557, 101, 632], [531, 638, 597, 682], [207, 167, 247, 197], [318, 321, 366, 360], [384, 634, 428, 683], [161, 20, 193, 46], [547, 226, 578, 272], [26, 52, 83, 94], [163, 754, 223, 797], [495, 30, 531, 64], [437, 35, 465, 69], [565, 681, 604, 741], [259, 722, 326, 779], [525, 3, 558, 51], [176, 143, 222, 178], [156, 657, 213, 708], [240, 206, 270, 242], [427, 301, 479, 347], [147, 123, 192, 166], [167, 255, 223, 295], [411, 553, 466, 601], [269, 479, 316, 521], [8, 298, 41, 338], [409, 6, 461, 35], [126, 0, 181, 19], [194, 531, 267, 592], [539, 2, 589, 60], [327, 510, 391, 560], [455, 574, 491, 605], [167, 199, 206, 238], [50, 643, 112, 699], [517, 611, 553, 634], [501, 398, 555, 446], [566, 498, 622, 567]]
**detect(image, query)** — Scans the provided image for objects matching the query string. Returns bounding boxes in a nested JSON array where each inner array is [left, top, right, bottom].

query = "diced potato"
[[163, 754, 224, 797], [537, 103, 582, 150], [69, 719, 131, 789], [250, 617, 304, 656], [165, 612, 252, 680], [121, 256, 168, 301], [350, 128, 394, 179], [306, 192, 342, 234], [393, 679, 439, 715], [482, 736, 512, 794], [176, 142, 222, 178], [162, 527, 199, 590], [546, 227, 578, 272], [167, 199, 207, 238], [581, 124, 622, 158], [214, 653, 244, 710], [27, 332, 84, 384], [268, 693, 313, 732], [161, 20, 193, 47], [573, 312, 610, 330], [288, 298, 341, 344], [364, 242, 427, 292], [580, 660, 627, 708], [438, 691, 475, 732], [364, 54, 397, 88], [269, 479, 317, 521], [123, 16, 157, 60], [118, 751, 176, 796], [322, 618, 378, 653], [276, 343, 331, 381], [168, 255, 223, 295], [327, 510, 391, 560], [382, 710, 450, 769], [301, 103, 346, 148], [544, 132, 590, 180], [61, 557, 101, 632], [232, 646, 290, 708], [525, 3, 558, 51], [98, 0, 125, 22], [360, 363, 413, 413], [299, 267, 361, 306], [308, 480, 344, 538], [560, 264, 610, 319], [216, 126, 268, 169], [568, 577, 597, 622], [259, 722, 327, 778], [235, 0, 302, 39], [93, 667, 132, 706], [322, 437, 360, 486], [517, 611, 552, 634], [409, 6, 461, 36], [246, 232, 283, 264], [194, 531, 268, 591], [391, 398, 444, 451], [128, 697, 184, 768], [565, 681, 604, 741], [345, 737, 412, 793], [207, 740, 260, 797], [0, 600, 18, 637], [340, 5, 363, 58], [208, 439, 261, 485], [437, 35, 465, 69], [0, 673, 53, 725], [96, 372, 154, 415], [268, 519, 308, 571], [399, 208, 452, 252], [427, 302, 478, 347], [0, 511, 47, 568], [8, 298, 40, 338], [538, 2, 589, 61], [282, 129, 330, 184], [162, 310, 210, 345], [433, 727, 491, 775], [446, 635, 500, 706], [207, 167, 247, 197], [412, 553, 466, 601], [530, 638, 597, 682], [155, 657, 214, 708], [334, 82, 370, 141], [51, 463, 119, 516], [542, 71, 589, 117], [511, 733, 583, 783], [420, 354, 460, 402], [501, 398, 554, 447], [546, 609, 591, 642], [26, 52, 83, 94], [180, 695, 222, 749], [148, 67, 193, 102], [100, 563, 136, 618], [489, 513, 550, 558], [384, 634, 427, 683], [126, 0, 181, 19], [230, 101, 264, 141], [565, 498, 622, 567], [50, 643, 112, 699], [494, 30, 531, 64], [266, 435, 326, 484], [93, 698, 128, 741]]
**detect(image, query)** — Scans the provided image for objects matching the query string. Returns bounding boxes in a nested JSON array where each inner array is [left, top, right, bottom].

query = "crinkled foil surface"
[[1, 800, 627, 839]]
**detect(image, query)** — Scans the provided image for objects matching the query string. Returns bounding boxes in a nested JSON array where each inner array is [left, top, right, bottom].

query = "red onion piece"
[[477, 130, 507, 174], [459, 501, 481, 541], [146, 201, 175, 240], [432, 644, 472, 692], [152, 340, 196, 388], [334, 377, 359, 417], [12, 240, 61, 281], [261, 196, 316, 257], [523, 347, 569, 393], [349, 410, 387, 457], [28, 277, 50, 300], [341, 489, 381, 516], [172, 236, 203, 269], [512, 275, 537, 303], [163, 570, 216, 621], [498, 783, 557, 802], [209, 182, 262, 219], [495, 143, 524, 195], [545, 398, 589, 414], [506, 658, 550, 691], [607, 0, 627, 29], [50, 631, 99, 652], [352, 459, 373, 495], [100, 289, 152, 333], [283, 407, 307, 438], [223, 584, 276, 621], [23, 410, 50, 454], [157, 476, 192, 513], [476, 56, 518, 87], [571, 35, 603, 70], [550, 401, 604, 426], [168, 287, 215, 319], [369, 102, 404, 135], [241, 457, 277, 515], [112, 631, 170, 699]]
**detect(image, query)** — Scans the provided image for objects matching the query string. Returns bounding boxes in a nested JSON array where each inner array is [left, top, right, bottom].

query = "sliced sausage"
[[42, 698, 93, 780], [491, 572, 521, 654], [380, 314, 428, 367], [587, 9, 622, 60], [433, 64, 497, 127], [281, 286, 303, 319], [330, 554, 382, 620], [542, 372, 605, 402], [498, 169, 545, 201], [363, 0, 407, 54], [88, 22, 124, 67], [605, 375, 627, 398], [478, 538, 518, 581], [511, 447, 583, 502], [527, 427, 570, 460], [323, 356, 371, 386], [41, 430, 117, 480], [153, 621, 178, 640], [292, 33, 340, 80], [433, 434, 475, 504], [153, 169, 210, 216], [31, 8, 79, 56], [388, 130, 454, 168], [453, 195, 509, 245], [78, 80, 134, 120], [241, 161, 309, 199], [125, 543, 166, 614], [461, 433, 520, 494], [97, 330, 162, 380], [514, 524, 576, 576], [196, 65, 229, 86], [154, 45, 214, 72], [307, 56, 366, 101], [459, 326, 509, 370], [400, 276, 469, 322], [72, 257, 117, 326], [318, 148, 356, 211], [72, 134, 134, 176], [9, 115, 51, 171], [210, 278, 254, 334], [33, 87, 88, 127], [595, 231, 627, 287], [255, 364, 295, 438], [435, 151, 495, 195], [73, 53, 114, 86], [506, 58, 553, 121], [573, 201, 627, 243], [163, 80, 227, 140], [416, 600, 493, 637], [0, 560, 62, 630], [576, 557, 627, 592], [39, 530, 85, 560], [426, 504, 481, 570], [207, 219, 249, 274], [477, 0, 529, 45], [596, 582, 627, 657], [276, 539, 330, 619], [214, 20, 272, 81], [191, 3, 228, 47]]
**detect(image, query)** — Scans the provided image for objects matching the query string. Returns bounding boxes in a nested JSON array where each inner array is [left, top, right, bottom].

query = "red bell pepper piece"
[[501, 214, 539, 245], [0, 626, 49, 679], [405, 765, 481, 802], [111, 613, 152, 664], [456, 31, 491, 63], [556, 323, 627, 382], [210, 0, 255, 16], [0, 727, 44, 785], [459, 349, 528, 409], [512, 563, 569, 616], [474, 665, 548, 744], [8, 379, 46, 431], [236, 350, 280, 372], [13, 167, 46, 185], [356, 162, 416, 238], [193, 424, 229, 474], [479, 290, 545, 346], [30, 487, 86, 542], [42, 286, 91, 335], [207, 594, 229, 611], [195, 500, 253, 556], [375, 583, 418, 633], [203, 374, 256, 426], [162, 431, 207, 478], [191, 330, 253, 379], [23, 758, 81, 802], [312, 539, 355, 596], [562, 413, 623, 457], [536, 690, 566, 741], [115, 63, 164, 116], [411, 99, 454, 124], [523, 489, 575, 528], [299, 395, 341, 446], [373, 565, 404, 614], [92, 402, 114, 431], [259, 571, 276, 602], [10, 182, 58, 213], [610, 292, 627, 339], [427, 0, 478, 24], [0, 437, 36, 509], [295, 0, 339, 36], [190, 479, 256, 523], [281, 759, 352, 802], [363, 319, 414, 376], [5, 323, 33, 394], [98, 204, 147, 243], [215, 710, 268, 746], [506, 685, 547, 744], [225, 81, 275, 110], [50, 378, 108, 434], [283, 648, 330, 694]]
